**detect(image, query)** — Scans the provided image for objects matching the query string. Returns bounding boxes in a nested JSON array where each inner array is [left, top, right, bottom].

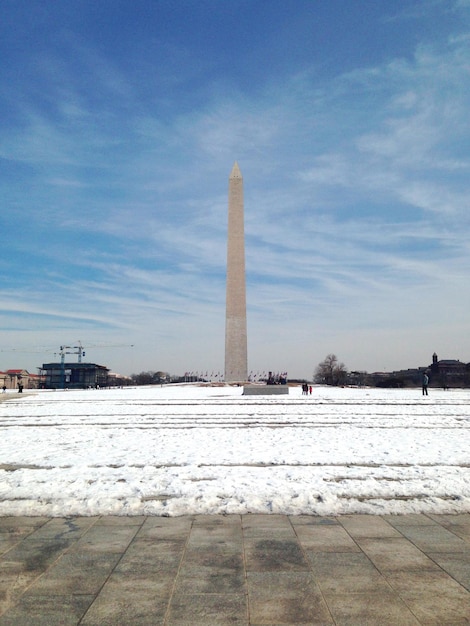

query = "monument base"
[[243, 385, 289, 396]]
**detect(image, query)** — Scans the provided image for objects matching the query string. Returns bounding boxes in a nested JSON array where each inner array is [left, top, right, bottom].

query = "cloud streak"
[[1, 2, 470, 376]]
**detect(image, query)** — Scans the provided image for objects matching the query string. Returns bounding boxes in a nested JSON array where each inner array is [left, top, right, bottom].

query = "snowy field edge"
[[1, 385, 470, 517]]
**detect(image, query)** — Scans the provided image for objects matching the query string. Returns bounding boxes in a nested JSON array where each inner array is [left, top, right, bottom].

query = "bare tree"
[[314, 354, 348, 386]]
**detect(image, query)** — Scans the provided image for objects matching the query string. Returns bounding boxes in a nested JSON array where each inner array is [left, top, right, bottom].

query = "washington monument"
[[225, 162, 248, 382]]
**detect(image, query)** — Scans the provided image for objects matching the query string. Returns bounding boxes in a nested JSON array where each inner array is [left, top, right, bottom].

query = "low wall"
[[243, 385, 289, 396]]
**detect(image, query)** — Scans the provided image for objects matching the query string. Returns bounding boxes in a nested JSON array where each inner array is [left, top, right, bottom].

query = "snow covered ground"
[[1, 384, 469, 517]]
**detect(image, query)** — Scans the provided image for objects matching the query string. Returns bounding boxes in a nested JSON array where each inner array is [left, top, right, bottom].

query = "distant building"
[[347, 352, 470, 389], [107, 372, 132, 386], [40, 362, 109, 389], [0, 369, 43, 390], [429, 352, 469, 387]]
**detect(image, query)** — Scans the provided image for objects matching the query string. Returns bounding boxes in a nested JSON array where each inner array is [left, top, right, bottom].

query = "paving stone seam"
[[432, 519, 470, 545], [341, 515, 428, 623], [359, 515, 458, 624], [335, 514, 400, 583], [162, 515, 196, 625], [0, 517, 50, 561], [324, 517, 426, 625], [2, 515, 470, 625], [288, 516, 338, 625], [230, 514, 250, 623], [423, 513, 440, 525], [376, 518, 426, 626], [354, 516, 470, 624], [390, 516, 470, 593], [77, 515, 146, 625], [414, 512, 470, 545], [240, 514, 255, 625], [0, 516, 103, 618]]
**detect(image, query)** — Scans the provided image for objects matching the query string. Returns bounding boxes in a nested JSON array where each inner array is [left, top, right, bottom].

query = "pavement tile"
[[1, 514, 470, 625], [104, 572, 175, 597], [0, 517, 49, 535], [80, 578, 171, 625], [183, 539, 243, 561], [323, 590, 422, 626], [294, 523, 360, 552], [93, 515, 145, 526], [136, 516, 194, 541], [21, 517, 97, 542], [289, 516, 339, 526], [426, 514, 470, 545], [0, 522, 98, 616], [447, 526, 470, 542], [188, 529, 243, 545], [0, 593, 94, 626], [193, 515, 241, 529], [338, 515, 402, 538], [426, 551, 470, 591], [0, 538, 25, 558], [0, 538, 72, 574], [390, 523, 470, 553], [355, 537, 442, 572], [246, 571, 334, 625], [383, 514, 438, 527], [385, 566, 468, 592], [426, 514, 470, 542], [386, 570, 470, 625], [427, 513, 470, 527], [174, 565, 245, 594], [242, 515, 296, 538], [244, 538, 310, 572], [0, 517, 49, 556], [165, 592, 247, 625], [0, 570, 39, 616], [69, 523, 140, 553], [189, 517, 243, 545], [175, 536, 245, 594], [24, 551, 122, 595], [113, 539, 185, 576], [249, 595, 333, 625], [123, 535, 186, 555], [306, 552, 392, 593]]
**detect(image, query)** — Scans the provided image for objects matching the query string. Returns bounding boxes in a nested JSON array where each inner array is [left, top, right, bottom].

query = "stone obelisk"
[[225, 162, 248, 382]]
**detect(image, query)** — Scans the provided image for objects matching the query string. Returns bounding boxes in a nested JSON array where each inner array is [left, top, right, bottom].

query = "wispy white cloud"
[[1, 6, 470, 375]]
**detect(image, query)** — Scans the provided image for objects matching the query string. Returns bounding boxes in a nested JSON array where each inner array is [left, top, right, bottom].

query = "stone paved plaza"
[[0, 513, 469, 625]]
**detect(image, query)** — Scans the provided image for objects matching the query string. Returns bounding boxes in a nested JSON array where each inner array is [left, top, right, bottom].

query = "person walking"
[[422, 372, 429, 396]]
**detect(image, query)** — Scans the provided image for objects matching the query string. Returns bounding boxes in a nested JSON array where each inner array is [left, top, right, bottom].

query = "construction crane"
[[56, 344, 83, 364], [53, 341, 134, 388], [2, 342, 134, 389], [2, 343, 133, 363], [55, 341, 134, 363]]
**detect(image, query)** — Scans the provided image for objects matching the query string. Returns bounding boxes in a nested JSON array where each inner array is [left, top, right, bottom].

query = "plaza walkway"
[[0, 514, 469, 625]]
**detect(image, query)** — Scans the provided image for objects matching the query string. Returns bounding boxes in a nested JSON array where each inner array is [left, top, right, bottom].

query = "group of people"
[[300, 376, 431, 395], [1, 384, 23, 393]]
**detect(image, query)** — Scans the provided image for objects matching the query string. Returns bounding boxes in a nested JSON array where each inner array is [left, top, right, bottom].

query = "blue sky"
[[1, 0, 470, 378]]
